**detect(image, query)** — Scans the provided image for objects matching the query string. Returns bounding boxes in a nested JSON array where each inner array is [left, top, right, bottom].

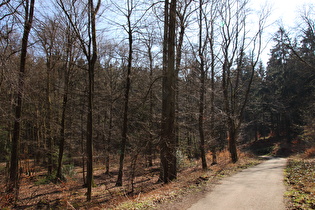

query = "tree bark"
[[148, 41, 154, 167], [115, 1, 133, 186], [198, 69, 207, 169], [55, 23, 73, 180], [160, 0, 177, 183], [105, 102, 113, 174], [159, 0, 169, 183], [198, 0, 207, 170], [228, 122, 238, 163], [56, 91, 67, 180], [86, 0, 100, 201], [8, 0, 35, 201], [46, 61, 53, 176], [56, 33, 71, 180]]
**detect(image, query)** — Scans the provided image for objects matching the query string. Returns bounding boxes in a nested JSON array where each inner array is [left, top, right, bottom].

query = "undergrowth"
[[0, 151, 261, 209], [285, 158, 315, 210]]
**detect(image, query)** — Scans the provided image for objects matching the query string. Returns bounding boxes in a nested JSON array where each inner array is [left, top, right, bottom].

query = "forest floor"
[[0, 150, 261, 209], [284, 155, 315, 209], [0, 137, 314, 209]]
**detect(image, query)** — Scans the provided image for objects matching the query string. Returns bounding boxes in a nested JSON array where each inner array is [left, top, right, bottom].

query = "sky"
[[253, 0, 314, 65], [268, 0, 314, 28], [36, 0, 313, 67]]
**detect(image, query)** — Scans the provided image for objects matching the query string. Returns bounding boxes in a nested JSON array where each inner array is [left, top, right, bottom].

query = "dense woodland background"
[[0, 0, 315, 203]]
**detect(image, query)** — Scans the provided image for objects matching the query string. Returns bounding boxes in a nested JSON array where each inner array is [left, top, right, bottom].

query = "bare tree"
[[204, 0, 219, 165], [0, 2, 22, 170], [175, 0, 194, 169], [107, 0, 151, 187], [197, 0, 208, 170], [7, 0, 35, 202], [160, 0, 177, 183], [219, 0, 268, 162], [106, 0, 137, 187], [139, 24, 159, 167], [57, 0, 101, 201], [114, 0, 134, 187], [56, 19, 79, 181], [99, 41, 122, 175], [37, 17, 62, 176]]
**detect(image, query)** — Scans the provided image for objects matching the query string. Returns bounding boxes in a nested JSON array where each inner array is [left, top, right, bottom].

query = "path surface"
[[188, 157, 287, 210]]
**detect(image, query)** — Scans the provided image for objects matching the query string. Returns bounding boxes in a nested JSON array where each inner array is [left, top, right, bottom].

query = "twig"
[[66, 201, 76, 210]]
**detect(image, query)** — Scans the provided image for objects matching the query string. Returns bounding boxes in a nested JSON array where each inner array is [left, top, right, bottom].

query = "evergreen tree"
[[264, 27, 315, 141]]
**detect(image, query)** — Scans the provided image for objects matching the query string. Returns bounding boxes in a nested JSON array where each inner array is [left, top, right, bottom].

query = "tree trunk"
[[46, 63, 53, 176], [81, 110, 86, 185], [148, 46, 154, 167], [222, 52, 239, 163], [116, 9, 133, 187], [228, 126, 238, 163], [86, 0, 100, 201], [160, 0, 177, 183], [198, 69, 207, 169], [208, 3, 217, 166], [56, 30, 73, 181], [105, 103, 113, 174], [173, 0, 192, 170], [86, 63, 94, 200], [210, 54, 217, 165], [56, 75, 69, 180], [198, 0, 207, 170], [159, 0, 169, 183], [8, 0, 35, 201]]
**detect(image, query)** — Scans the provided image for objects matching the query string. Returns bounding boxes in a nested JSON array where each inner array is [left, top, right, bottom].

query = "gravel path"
[[188, 157, 287, 210]]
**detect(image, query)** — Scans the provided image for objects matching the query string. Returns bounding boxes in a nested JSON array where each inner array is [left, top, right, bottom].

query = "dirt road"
[[188, 157, 287, 210]]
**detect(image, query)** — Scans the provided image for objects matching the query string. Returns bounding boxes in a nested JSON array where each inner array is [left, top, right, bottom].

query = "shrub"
[[304, 147, 315, 158], [62, 164, 76, 177]]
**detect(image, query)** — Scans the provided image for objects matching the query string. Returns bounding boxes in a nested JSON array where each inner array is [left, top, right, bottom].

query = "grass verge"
[[285, 158, 315, 210]]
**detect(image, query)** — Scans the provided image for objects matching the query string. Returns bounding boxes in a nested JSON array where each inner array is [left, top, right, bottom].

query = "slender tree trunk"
[[86, 0, 100, 201], [116, 8, 133, 187], [35, 110, 41, 164], [86, 61, 94, 200], [56, 27, 72, 180], [210, 41, 217, 165], [198, 69, 207, 169], [222, 47, 239, 163], [198, 0, 207, 170], [130, 151, 138, 194], [81, 110, 86, 185], [8, 0, 35, 201], [148, 46, 154, 167], [173, 0, 192, 170], [56, 72, 69, 180], [205, 5, 217, 165], [46, 63, 53, 176], [105, 103, 113, 174], [210, 75, 217, 164], [58, 0, 100, 200]]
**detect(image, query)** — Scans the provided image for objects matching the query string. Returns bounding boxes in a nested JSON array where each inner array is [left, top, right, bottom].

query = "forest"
[[0, 0, 315, 208]]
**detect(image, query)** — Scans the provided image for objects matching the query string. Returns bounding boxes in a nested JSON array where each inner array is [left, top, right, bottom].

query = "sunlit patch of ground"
[[0, 151, 261, 209], [285, 157, 315, 210]]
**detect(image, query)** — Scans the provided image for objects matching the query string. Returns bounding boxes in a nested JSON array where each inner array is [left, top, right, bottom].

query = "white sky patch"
[[251, 0, 314, 65]]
